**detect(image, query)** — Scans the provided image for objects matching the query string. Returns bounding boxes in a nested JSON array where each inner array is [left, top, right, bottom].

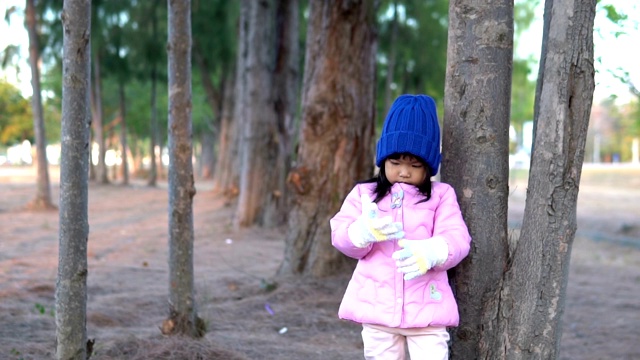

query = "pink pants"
[[361, 324, 450, 360]]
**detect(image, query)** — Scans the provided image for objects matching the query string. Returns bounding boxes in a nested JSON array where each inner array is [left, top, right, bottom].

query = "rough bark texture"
[[234, 0, 279, 228], [500, 1, 597, 358], [165, 0, 202, 338], [56, 1, 91, 358], [442, 1, 513, 358], [278, 0, 377, 277], [26, 0, 54, 210]]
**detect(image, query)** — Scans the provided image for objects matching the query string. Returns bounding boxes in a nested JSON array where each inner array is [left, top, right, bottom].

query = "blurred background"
[[1, 0, 638, 178]]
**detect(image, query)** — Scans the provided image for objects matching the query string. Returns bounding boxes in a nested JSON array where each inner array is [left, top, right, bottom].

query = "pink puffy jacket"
[[330, 182, 471, 328]]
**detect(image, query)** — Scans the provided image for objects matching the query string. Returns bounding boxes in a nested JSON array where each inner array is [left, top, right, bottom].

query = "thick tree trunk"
[[212, 1, 249, 198], [56, 1, 91, 358], [234, 0, 279, 228], [164, 0, 203, 338], [500, 1, 596, 358], [26, 0, 54, 210], [263, 0, 300, 227], [442, 1, 513, 358], [278, 0, 377, 277]]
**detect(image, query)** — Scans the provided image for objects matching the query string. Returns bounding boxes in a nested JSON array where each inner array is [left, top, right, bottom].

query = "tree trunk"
[[499, 1, 596, 358], [442, 1, 513, 358], [199, 130, 215, 179], [164, 0, 203, 338], [26, 0, 54, 210], [212, 67, 238, 195], [263, 0, 300, 227], [92, 52, 109, 184], [118, 82, 129, 185], [278, 0, 377, 277], [234, 0, 279, 228], [56, 1, 91, 358]]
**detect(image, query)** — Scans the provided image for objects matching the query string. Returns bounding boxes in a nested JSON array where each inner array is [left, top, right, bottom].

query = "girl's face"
[[384, 155, 427, 186]]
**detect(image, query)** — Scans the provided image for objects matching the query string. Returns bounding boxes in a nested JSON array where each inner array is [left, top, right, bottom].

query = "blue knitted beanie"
[[375, 94, 441, 175]]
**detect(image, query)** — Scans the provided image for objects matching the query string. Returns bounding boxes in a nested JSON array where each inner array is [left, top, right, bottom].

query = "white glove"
[[347, 194, 405, 248], [392, 236, 449, 280]]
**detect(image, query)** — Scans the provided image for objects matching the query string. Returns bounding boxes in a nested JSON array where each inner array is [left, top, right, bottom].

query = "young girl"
[[330, 94, 471, 360]]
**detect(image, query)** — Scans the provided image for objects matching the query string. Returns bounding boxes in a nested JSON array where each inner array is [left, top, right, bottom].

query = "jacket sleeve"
[[431, 184, 472, 271], [329, 185, 374, 259]]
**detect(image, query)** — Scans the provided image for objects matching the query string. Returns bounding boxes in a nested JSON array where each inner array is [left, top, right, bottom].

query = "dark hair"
[[359, 152, 433, 204]]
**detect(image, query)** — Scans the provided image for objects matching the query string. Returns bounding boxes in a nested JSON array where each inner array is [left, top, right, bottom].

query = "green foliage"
[[601, 4, 628, 26], [192, 0, 238, 74], [0, 80, 32, 145], [34, 302, 54, 316], [191, 0, 239, 134], [28, 0, 632, 168], [586, 97, 640, 162], [511, 59, 536, 125], [376, 0, 449, 124], [511, 0, 541, 151], [514, 0, 539, 38], [125, 79, 168, 138], [619, 98, 640, 141]]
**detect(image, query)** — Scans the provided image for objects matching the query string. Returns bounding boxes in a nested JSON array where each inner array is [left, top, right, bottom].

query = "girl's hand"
[[392, 237, 449, 280], [348, 194, 405, 248]]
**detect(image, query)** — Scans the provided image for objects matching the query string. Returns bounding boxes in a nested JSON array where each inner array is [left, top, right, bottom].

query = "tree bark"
[[164, 0, 203, 338], [442, 1, 513, 358], [56, 0, 91, 358], [26, 0, 54, 210], [212, 67, 238, 195], [500, 1, 596, 358], [212, 1, 249, 198], [234, 0, 280, 228], [263, 0, 300, 227], [278, 0, 377, 277]]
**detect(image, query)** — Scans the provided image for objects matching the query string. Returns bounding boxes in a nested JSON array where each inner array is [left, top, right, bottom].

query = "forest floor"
[[0, 164, 639, 360]]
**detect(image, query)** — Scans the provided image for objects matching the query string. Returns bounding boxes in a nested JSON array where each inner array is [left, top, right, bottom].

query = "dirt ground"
[[0, 165, 639, 360]]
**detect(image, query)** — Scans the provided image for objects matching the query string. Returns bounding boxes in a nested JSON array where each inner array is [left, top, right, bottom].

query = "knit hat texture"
[[376, 94, 441, 175]]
